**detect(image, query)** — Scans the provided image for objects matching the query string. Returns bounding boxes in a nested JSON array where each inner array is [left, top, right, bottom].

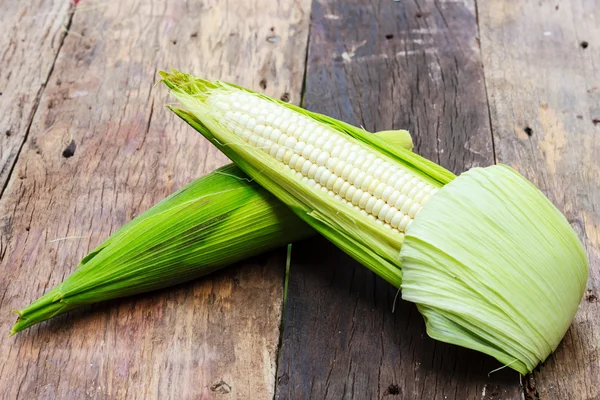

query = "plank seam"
[[0, 4, 76, 200], [273, 12, 313, 398], [473, 0, 498, 166]]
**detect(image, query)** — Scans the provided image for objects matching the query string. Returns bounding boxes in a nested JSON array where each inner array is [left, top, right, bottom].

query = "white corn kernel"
[[348, 168, 360, 184], [341, 164, 353, 180], [384, 207, 397, 224], [284, 136, 298, 149], [359, 192, 371, 208], [345, 185, 357, 201], [302, 144, 315, 159], [275, 147, 286, 161], [408, 202, 421, 218], [339, 182, 351, 197], [378, 204, 391, 221], [316, 152, 329, 166], [354, 172, 367, 188], [352, 189, 364, 205], [398, 215, 411, 231], [321, 172, 334, 188], [387, 190, 401, 207], [372, 199, 385, 216], [320, 170, 332, 186], [315, 166, 327, 182], [333, 177, 345, 192], [365, 197, 377, 214], [309, 148, 321, 163], [381, 186, 395, 202], [393, 194, 408, 210], [374, 182, 388, 198], [298, 157, 309, 173], [390, 212, 403, 228], [407, 186, 419, 200], [413, 189, 427, 204], [400, 198, 414, 214]]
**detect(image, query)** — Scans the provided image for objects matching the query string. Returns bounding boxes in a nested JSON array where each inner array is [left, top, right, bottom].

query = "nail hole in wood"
[[593, 119, 600, 126], [259, 79, 267, 90], [280, 92, 290, 102], [5, 129, 10, 137], [580, 41, 589, 49], [25, 226, 30, 232], [62, 140, 77, 158], [171, 39, 177, 45], [190, 32, 198, 38], [524, 127, 533, 136], [385, 34, 394, 40], [555, 5, 559, 10], [416, 12, 423, 18], [386, 384, 401, 395]]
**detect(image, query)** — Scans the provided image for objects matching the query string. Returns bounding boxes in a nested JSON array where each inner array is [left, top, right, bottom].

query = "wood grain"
[[478, 1, 600, 399], [276, 0, 522, 399], [0, 0, 310, 398], [0, 0, 72, 196]]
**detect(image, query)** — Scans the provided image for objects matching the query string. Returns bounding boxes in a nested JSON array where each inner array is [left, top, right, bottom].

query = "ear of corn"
[[12, 105, 416, 334], [161, 71, 454, 288], [162, 70, 588, 374], [11, 164, 314, 334]]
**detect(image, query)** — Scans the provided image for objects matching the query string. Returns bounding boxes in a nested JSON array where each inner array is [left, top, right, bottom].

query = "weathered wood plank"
[[276, 0, 522, 399], [478, 1, 600, 399], [0, 0, 310, 398], [0, 0, 72, 196]]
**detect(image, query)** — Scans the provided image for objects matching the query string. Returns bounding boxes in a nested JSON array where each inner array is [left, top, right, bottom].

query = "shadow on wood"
[[277, 237, 519, 400]]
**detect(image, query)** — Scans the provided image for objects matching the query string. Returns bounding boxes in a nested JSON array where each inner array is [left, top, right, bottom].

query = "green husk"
[[11, 164, 313, 334], [373, 130, 413, 151], [12, 104, 416, 335], [162, 69, 588, 374]]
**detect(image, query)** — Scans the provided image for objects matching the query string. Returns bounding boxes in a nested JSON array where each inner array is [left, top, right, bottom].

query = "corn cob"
[[162, 70, 588, 375]]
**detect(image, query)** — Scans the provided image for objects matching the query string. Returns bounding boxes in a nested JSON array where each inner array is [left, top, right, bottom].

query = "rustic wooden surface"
[[0, 0, 310, 398], [275, 0, 521, 399], [478, 1, 600, 399], [0, 0, 598, 399], [0, 0, 72, 196]]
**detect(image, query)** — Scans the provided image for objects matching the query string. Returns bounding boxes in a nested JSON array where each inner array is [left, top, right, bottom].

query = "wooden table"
[[0, 0, 598, 398]]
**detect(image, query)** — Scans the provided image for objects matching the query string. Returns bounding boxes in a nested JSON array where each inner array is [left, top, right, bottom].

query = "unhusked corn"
[[209, 92, 437, 233]]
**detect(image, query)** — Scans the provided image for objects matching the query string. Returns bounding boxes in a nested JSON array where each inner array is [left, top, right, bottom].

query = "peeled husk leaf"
[[400, 165, 588, 374]]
